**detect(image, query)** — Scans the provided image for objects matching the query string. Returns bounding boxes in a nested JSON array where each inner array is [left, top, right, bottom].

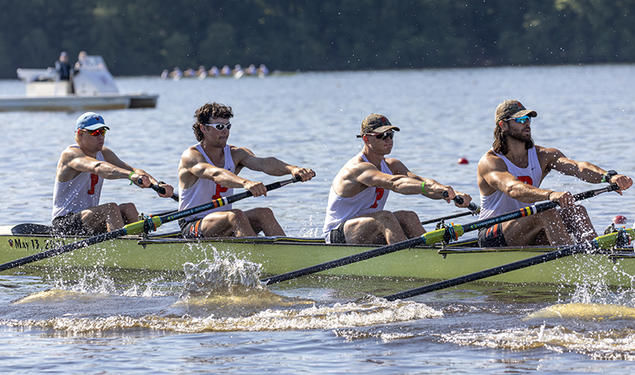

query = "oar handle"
[[442, 191, 479, 213], [136, 177, 179, 202], [150, 183, 179, 202]]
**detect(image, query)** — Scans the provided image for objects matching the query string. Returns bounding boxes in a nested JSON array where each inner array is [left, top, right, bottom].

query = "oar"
[[383, 228, 634, 301], [0, 176, 301, 272], [420, 205, 480, 226], [261, 184, 618, 285]]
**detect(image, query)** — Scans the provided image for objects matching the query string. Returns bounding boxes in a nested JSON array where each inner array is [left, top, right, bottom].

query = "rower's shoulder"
[[478, 150, 506, 173]]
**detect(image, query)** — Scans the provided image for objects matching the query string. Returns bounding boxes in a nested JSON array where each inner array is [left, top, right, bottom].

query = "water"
[[0, 65, 634, 373]]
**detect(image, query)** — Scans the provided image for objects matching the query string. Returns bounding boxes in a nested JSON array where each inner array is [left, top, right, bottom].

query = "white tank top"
[[51, 146, 104, 219], [179, 144, 236, 222], [322, 154, 392, 240], [479, 146, 543, 220]]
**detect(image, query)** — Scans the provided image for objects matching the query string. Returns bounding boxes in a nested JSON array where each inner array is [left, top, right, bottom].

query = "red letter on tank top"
[[87, 173, 99, 195], [370, 188, 385, 208], [212, 185, 229, 200], [517, 176, 533, 185]]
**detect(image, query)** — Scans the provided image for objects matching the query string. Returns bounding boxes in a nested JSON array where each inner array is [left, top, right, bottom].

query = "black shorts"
[[477, 223, 508, 247], [52, 212, 91, 236], [179, 219, 203, 238], [328, 222, 346, 244]]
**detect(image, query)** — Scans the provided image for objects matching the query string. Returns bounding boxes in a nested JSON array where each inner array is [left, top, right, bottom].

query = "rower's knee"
[[250, 207, 275, 220], [393, 210, 419, 224]]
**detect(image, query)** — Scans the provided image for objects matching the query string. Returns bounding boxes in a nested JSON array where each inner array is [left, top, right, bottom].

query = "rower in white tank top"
[[179, 144, 235, 222], [52, 146, 104, 220], [322, 154, 392, 242], [479, 146, 543, 220]]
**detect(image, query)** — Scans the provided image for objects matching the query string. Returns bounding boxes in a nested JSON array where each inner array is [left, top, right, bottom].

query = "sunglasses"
[[371, 131, 394, 140], [508, 116, 531, 125], [83, 128, 107, 136], [204, 122, 232, 130]]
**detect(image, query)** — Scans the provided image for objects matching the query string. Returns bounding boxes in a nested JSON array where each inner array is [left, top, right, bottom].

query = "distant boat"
[[0, 56, 158, 112]]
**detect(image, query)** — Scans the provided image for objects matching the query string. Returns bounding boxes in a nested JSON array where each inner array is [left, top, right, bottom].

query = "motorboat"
[[0, 56, 158, 112]]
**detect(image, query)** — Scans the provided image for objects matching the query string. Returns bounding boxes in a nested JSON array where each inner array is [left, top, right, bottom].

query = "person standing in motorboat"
[[54, 51, 72, 81]]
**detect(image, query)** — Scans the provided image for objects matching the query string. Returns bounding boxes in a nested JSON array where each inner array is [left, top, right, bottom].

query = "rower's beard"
[[506, 131, 533, 144]]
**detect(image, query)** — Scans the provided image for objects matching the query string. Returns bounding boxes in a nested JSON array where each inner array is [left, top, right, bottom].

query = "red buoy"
[[457, 157, 469, 165], [613, 215, 628, 224]]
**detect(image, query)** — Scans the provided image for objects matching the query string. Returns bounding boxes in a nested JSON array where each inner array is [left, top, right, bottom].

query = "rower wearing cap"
[[322, 113, 473, 245], [51, 112, 174, 235], [477, 99, 633, 247]]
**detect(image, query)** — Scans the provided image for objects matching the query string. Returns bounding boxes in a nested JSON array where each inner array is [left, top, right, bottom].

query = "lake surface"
[[0, 65, 634, 373]]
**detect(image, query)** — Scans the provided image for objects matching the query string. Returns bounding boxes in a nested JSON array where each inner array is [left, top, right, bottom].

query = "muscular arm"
[[383, 158, 455, 199], [64, 146, 135, 180], [181, 147, 251, 189], [234, 147, 315, 181], [539, 146, 633, 194], [541, 146, 607, 183], [478, 151, 553, 203]]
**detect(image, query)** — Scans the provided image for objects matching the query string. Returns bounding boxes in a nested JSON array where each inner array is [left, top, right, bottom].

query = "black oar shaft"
[[421, 211, 473, 225], [261, 236, 428, 285], [383, 241, 595, 301]]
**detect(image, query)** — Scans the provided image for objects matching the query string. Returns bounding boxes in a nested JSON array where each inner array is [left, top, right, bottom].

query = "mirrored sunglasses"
[[508, 116, 531, 125], [84, 128, 107, 136], [204, 122, 232, 130]]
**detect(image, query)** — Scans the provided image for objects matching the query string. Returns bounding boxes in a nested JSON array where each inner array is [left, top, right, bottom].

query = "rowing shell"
[[1, 224, 633, 286]]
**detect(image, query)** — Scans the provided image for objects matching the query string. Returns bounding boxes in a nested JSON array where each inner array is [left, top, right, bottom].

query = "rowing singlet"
[[322, 154, 392, 242], [179, 144, 235, 222], [479, 146, 543, 220], [51, 146, 104, 220]]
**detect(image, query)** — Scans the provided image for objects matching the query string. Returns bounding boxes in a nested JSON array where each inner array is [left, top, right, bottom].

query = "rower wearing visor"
[[322, 113, 473, 245], [476, 99, 633, 247], [177, 102, 314, 238], [51, 112, 174, 236]]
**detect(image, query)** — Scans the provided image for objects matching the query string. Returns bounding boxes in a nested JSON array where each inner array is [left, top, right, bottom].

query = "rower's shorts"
[[477, 223, 508, 247], [179, 219, 203, 238], [327, 222, 346, 244], [51, 212, 91, 236]]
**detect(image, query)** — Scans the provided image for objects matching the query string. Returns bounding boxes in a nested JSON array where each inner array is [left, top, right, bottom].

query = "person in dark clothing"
[[55, 51, 72, 81]]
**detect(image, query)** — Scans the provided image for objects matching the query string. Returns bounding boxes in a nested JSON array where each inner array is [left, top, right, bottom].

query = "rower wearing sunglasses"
[[51, 112, 175, 236], [177, 102, 315, 238], [476, 99, 632, 247], [322, 113, 473, 245]]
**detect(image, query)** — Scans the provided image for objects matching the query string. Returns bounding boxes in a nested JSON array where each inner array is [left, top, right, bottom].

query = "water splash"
[[436, 325, 635, 361], [180, 249, 264, 299], [0, 296, 442, 334]]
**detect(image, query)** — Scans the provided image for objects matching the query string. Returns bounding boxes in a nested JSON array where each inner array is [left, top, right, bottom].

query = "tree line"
[[1, 0, 633, 78]]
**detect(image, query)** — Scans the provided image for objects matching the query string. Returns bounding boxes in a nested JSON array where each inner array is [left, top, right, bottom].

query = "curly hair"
[[492, 122, 533, 154], [192, 102, 234, 141]]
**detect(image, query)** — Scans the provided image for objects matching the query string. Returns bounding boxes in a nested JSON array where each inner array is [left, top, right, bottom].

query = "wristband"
[[421, 181, 426, 194], [128, 171, 135, 185], [601, 170, 617, 183]]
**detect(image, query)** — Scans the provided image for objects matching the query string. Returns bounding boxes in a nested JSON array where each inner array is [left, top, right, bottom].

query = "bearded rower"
[[476, 99, 632, 247]]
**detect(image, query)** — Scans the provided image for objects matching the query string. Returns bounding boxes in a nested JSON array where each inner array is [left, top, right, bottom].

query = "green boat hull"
[[1, 227, 633, 286]]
